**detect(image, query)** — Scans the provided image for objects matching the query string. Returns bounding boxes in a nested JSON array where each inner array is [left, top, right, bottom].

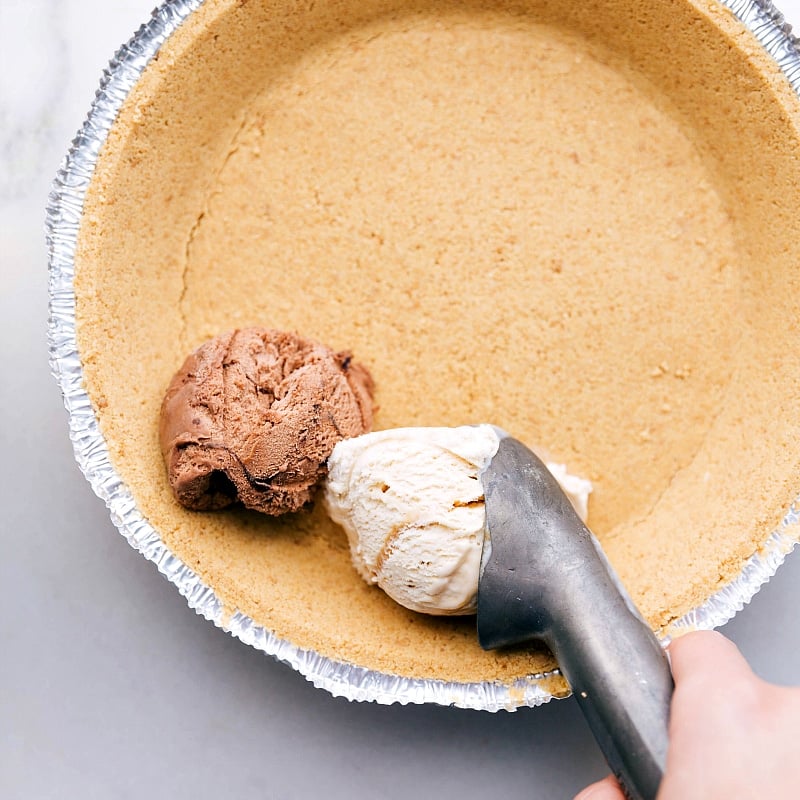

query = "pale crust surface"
[[75, 0, 800, 687]]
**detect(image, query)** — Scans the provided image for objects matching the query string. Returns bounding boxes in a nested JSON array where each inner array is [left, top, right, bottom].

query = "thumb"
[[668, 630, 753, 685], [574, 775, 626, 800]]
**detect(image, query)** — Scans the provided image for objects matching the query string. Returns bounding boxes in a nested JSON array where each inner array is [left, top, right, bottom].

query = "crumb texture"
[[74, 0, 800, 684]]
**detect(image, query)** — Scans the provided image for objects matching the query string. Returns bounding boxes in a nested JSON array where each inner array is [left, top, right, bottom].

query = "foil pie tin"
[[47, 0, 800, 711]]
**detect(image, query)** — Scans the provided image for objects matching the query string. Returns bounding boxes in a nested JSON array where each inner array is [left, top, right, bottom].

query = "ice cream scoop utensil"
[[477, 436, 673, 800]]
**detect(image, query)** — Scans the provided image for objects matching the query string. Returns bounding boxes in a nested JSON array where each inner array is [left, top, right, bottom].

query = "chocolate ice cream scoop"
[[160, 327, 374, 514]]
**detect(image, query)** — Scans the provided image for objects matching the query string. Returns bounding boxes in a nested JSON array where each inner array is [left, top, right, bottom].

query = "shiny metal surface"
[[478, 437, 672, 800]]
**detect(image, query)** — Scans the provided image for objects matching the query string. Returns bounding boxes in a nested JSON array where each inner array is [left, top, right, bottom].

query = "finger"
[[668, 630, 754, 686], [573, 775, 626, 800]]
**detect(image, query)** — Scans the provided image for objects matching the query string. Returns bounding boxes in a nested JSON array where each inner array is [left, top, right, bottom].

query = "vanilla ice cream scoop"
[[323, 425, 591, 615]]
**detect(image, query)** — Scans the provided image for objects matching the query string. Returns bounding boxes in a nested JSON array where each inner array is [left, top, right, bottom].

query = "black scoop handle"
[[477, 436, 673, 800]]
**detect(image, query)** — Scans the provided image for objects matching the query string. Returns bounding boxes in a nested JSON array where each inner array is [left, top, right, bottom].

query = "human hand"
[[573, 630, 800, 800]]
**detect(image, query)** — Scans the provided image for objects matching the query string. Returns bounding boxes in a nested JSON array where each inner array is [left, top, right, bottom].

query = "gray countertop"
[[3, 2, 800, 797]]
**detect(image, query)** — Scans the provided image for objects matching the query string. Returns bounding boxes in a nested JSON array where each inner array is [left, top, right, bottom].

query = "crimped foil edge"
[[46, 0, 800, 711]]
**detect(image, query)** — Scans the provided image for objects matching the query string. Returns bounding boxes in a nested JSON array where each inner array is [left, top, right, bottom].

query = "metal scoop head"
[[477, 435, 673, 800]]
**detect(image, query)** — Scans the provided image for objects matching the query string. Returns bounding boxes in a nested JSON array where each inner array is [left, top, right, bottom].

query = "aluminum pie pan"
[[46, 0, 800, 712]]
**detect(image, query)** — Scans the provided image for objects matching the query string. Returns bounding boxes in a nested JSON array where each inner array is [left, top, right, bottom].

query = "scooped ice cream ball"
[[160, 327, 374, 515], [324, 425, 591, 615]]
